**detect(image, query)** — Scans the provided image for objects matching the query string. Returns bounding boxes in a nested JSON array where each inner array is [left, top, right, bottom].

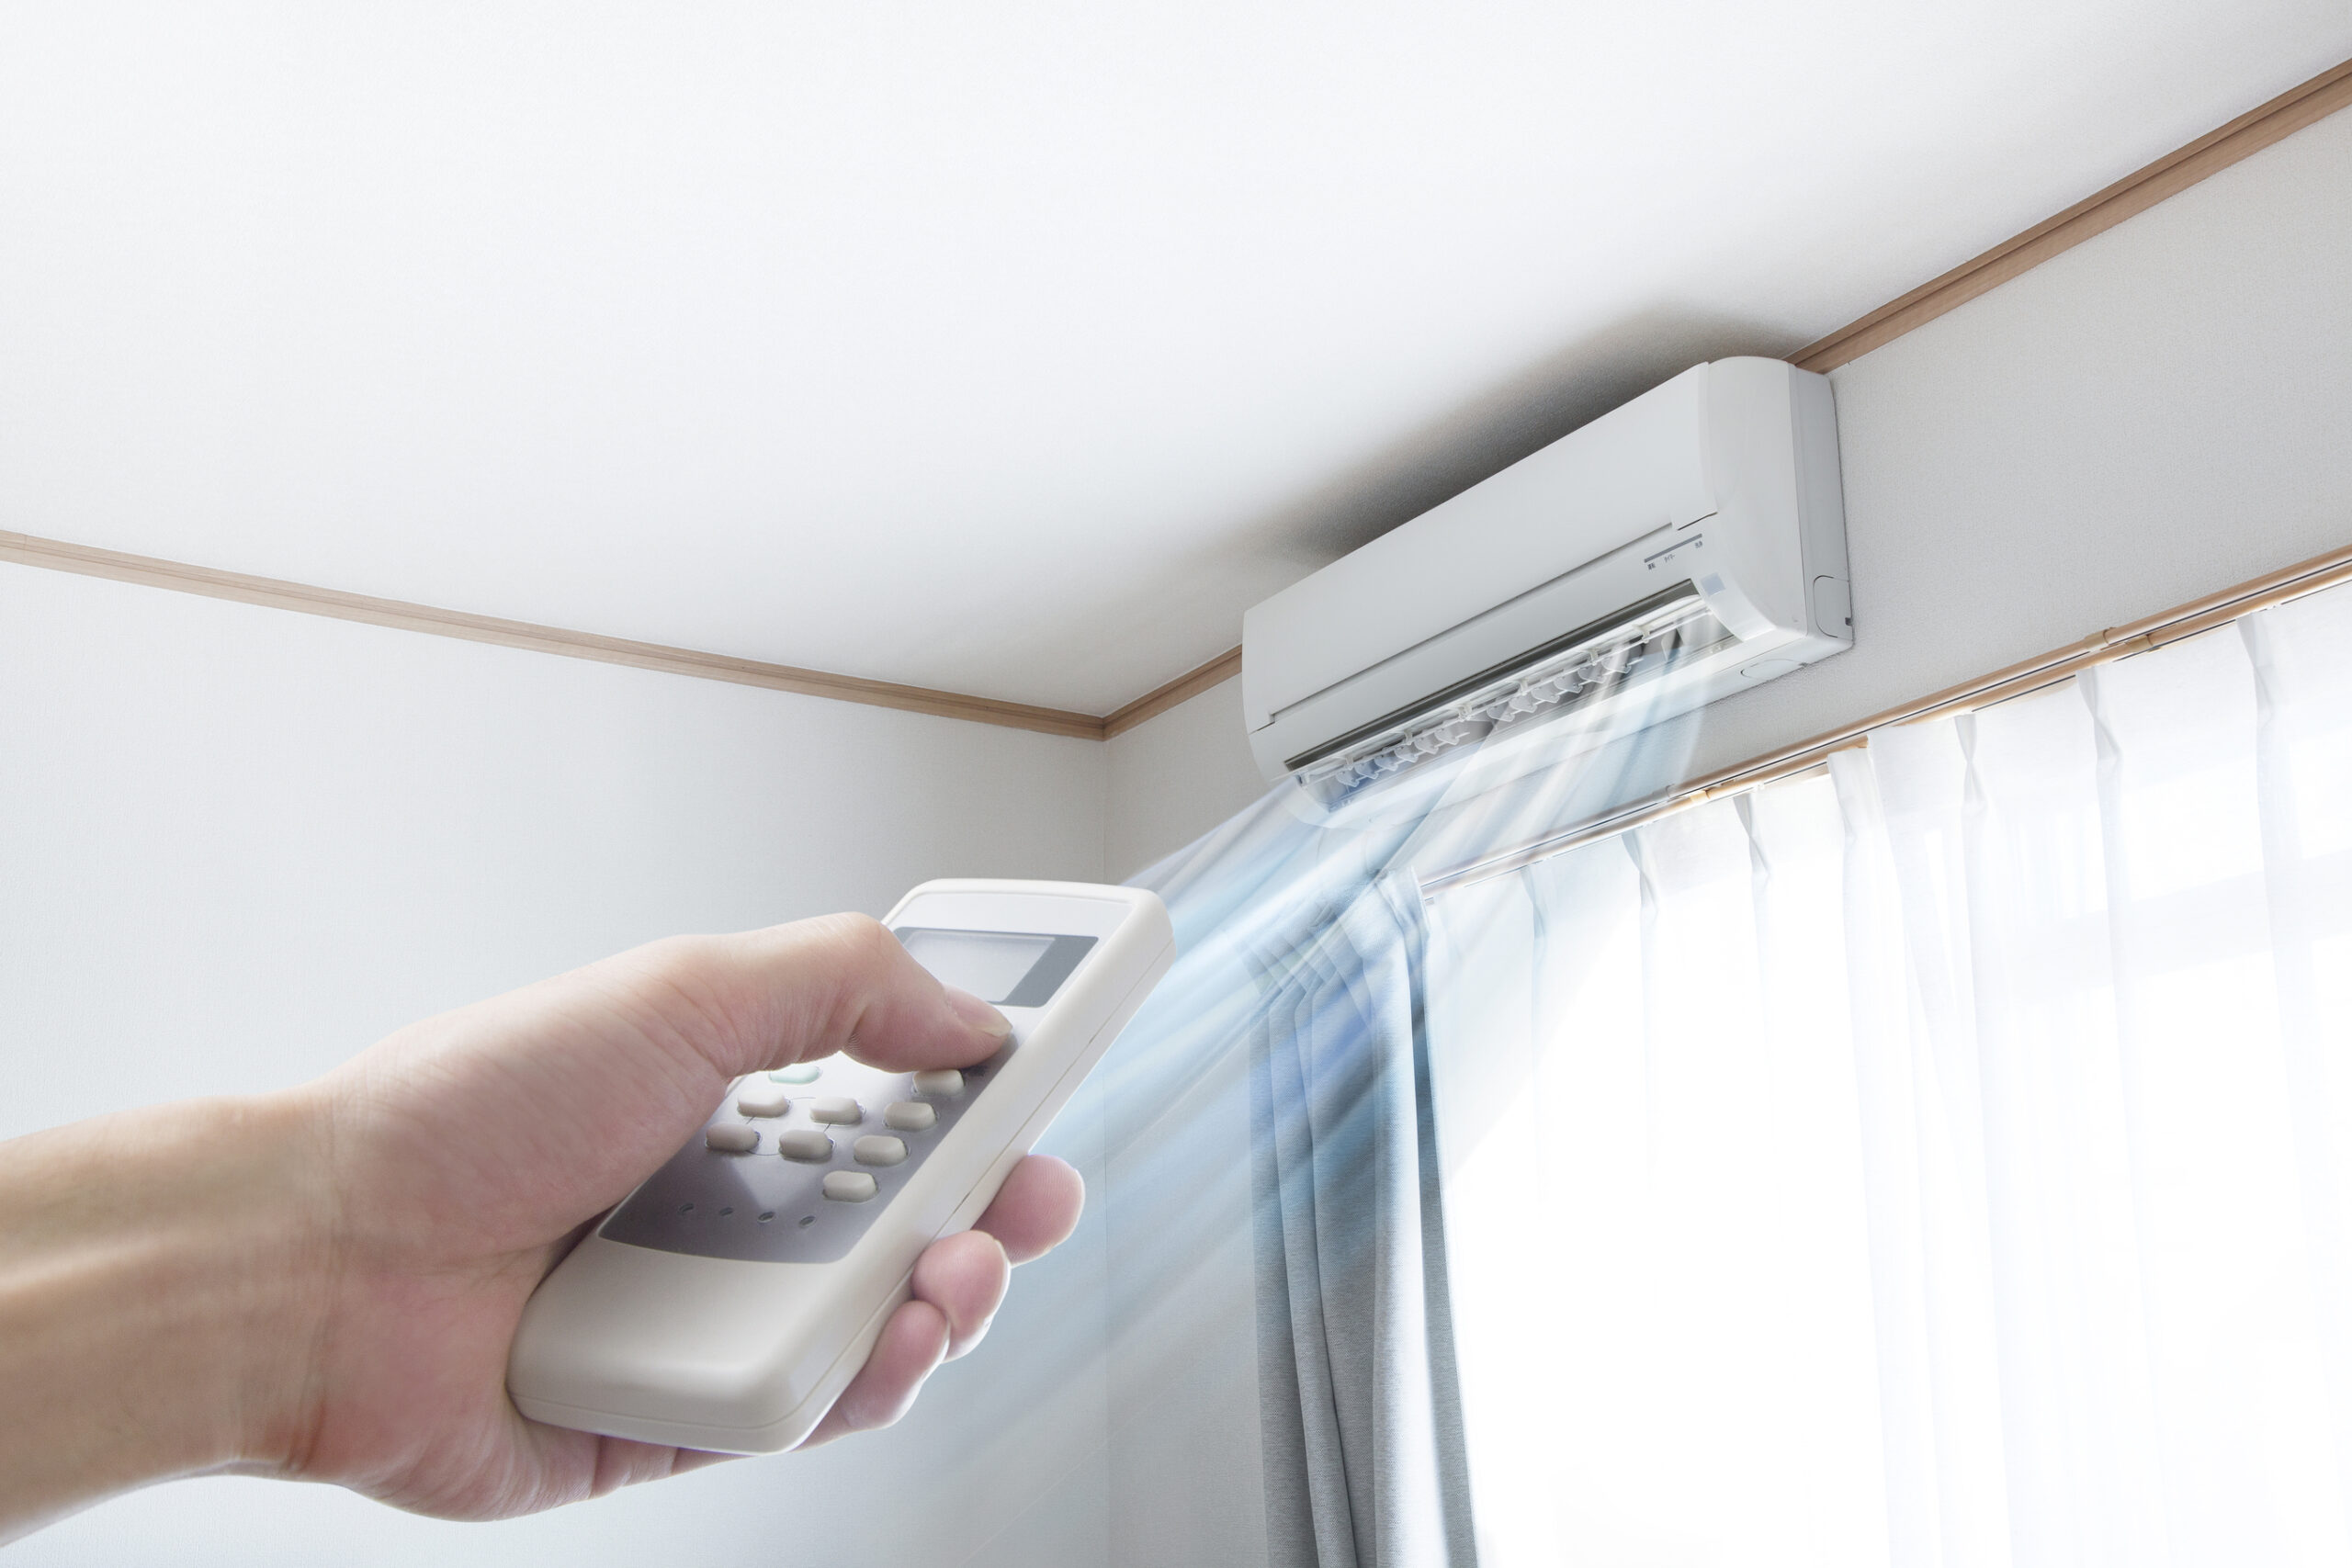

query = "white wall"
[[0, 564, 1114, 1567], [1101, 981, 1272, 1568], [1104, 677, 1270, 880], [1104, 105, 2352, 859], [1691, 105, 2352, 784]]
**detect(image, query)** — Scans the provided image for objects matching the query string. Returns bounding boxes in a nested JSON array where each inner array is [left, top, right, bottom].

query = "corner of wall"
[[1101, 677, 1267, 881]]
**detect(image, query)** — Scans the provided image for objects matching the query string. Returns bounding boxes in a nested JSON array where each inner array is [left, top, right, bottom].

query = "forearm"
[[0, 1091, 334, 1541]]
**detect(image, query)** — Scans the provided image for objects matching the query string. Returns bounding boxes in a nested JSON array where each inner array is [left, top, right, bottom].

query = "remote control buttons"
[[884, 1100, 936, 1132], [705, 1123, 758, 1154], [768, 1063, 822, 1085], [775, 1129, 832, 1162], [911, 1068, 964, 1099], [822, 1171, 878, 1202], [736, 1082, 792, 1117], [808, 1097, 862, 1124], [854, 1135, 907, 1167]]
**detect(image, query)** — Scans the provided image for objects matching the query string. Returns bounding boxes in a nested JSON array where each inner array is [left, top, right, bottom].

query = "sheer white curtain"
[[1423, 581, 2352, 1567]]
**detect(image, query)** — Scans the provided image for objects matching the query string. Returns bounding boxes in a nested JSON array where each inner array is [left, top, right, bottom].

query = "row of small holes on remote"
[[673, 1201, 815, 1228]]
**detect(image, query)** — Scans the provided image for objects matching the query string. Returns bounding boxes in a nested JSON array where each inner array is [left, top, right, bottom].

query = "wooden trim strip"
[[1420, 533, 2352, 897], [1102, 646, 1244, 739], [0, 530, 1110, 740], [1792, 56, 2352, 373]]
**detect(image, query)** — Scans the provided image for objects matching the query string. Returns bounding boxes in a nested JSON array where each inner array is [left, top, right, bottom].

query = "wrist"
[[0, 1088, 338, 1538]]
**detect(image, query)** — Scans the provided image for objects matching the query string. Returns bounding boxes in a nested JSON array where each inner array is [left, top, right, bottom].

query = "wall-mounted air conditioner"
[[1242, 357, 1850, 806]]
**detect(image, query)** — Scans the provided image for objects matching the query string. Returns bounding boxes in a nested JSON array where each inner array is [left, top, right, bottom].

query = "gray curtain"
[[1247, 873, 1478, 1568]]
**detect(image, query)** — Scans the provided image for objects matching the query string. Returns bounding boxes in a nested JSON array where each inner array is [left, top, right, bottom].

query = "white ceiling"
[[3, 5, 2346, 715]]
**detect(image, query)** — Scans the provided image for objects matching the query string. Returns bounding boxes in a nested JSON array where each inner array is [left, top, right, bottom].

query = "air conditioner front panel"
[[1241, 364, 1717, 726], [1239, 358, 1851, 790], [1248, 508, 1818, 781]]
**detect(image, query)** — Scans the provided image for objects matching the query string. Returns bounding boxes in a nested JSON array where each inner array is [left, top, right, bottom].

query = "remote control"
[[505, 880, 1176, 1453]]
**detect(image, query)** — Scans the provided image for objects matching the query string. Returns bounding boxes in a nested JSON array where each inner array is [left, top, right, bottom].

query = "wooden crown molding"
[[6, 59, 2345, 739], [1102, 646, 1244, 739], [0, 526, 1258, 742], [1792, 55, 2352, 372], [0, 531, 1108, 741]]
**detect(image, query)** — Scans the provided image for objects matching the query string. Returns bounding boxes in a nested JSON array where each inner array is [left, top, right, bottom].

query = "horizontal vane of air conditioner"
[[1293, 592, 1732, 807]]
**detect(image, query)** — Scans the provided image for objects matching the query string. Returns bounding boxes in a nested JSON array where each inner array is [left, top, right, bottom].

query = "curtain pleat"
[[1246, 879, 1477, 1568], [2244, 610, 2352, 1515]]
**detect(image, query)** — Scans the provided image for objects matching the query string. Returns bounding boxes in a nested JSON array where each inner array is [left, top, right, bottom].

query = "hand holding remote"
[[0, 915, 1085, 1540]]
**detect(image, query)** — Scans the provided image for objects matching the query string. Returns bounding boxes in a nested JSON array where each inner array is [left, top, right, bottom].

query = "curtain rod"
[[1419, 535, 2352, 898]]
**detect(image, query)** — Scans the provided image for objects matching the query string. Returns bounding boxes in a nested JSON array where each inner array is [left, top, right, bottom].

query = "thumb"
[[706, 913, 1012, 1076]]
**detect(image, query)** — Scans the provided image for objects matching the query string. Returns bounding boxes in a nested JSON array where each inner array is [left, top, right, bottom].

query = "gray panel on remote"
[[597, 1045, 1010, 1264]]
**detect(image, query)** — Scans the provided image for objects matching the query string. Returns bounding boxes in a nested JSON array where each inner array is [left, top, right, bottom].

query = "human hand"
[[0, 916, 1084, 1538]]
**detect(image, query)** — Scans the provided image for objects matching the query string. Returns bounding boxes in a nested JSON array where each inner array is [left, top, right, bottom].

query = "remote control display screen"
[[895, 927, 1097, 1008]]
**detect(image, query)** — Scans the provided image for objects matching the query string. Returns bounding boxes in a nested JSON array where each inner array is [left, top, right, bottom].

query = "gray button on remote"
[[822, 1171, 877, 1202], [853, 1135, 906, 1167], [775, 1129, 831, 1162], [736, 1082, 792, 1117]]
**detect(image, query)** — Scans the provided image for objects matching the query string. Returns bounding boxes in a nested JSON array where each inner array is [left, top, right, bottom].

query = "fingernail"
[[946, 987, 1012, 1039]]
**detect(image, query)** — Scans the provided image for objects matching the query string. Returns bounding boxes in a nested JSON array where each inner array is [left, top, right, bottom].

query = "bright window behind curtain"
[[1424, 581, 2352, 1567]]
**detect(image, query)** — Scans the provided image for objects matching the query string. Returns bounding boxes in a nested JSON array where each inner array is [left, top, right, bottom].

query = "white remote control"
[[505, 879, 1175, 1454]]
